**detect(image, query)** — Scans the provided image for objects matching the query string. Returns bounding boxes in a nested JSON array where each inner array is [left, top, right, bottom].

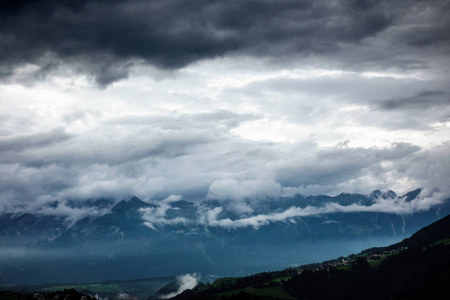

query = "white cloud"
[[163, 195, 183, 203], [140, 203, 191, 231]]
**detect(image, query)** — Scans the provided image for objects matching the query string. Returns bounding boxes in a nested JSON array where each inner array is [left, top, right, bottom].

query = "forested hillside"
[[171, 215, 450, 299]]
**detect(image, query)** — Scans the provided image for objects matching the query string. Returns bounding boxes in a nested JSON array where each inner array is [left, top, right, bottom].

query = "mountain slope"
[[0, 213, 66, 246], [391, 213, 450, 249], [172, 214, 450, 300]]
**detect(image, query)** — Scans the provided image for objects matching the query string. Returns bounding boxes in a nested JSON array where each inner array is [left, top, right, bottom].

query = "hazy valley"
[[1, 189, 448, 288]]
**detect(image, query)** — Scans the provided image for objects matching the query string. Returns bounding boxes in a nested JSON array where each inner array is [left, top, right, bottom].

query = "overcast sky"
[[0, 0, 449, 212]]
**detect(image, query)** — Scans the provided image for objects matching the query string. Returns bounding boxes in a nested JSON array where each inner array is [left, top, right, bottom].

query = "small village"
[[294, 246, 408, 274]]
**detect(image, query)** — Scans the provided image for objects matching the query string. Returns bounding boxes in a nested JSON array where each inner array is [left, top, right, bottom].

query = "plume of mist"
[[159, 273, 200, 299], [116, 292, 137, 300]]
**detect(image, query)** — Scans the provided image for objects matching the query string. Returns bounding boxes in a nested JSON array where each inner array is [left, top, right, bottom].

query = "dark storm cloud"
[[1, 0, 444, 85], [398, 0, 450, 48], [375, 90, 450, 111]]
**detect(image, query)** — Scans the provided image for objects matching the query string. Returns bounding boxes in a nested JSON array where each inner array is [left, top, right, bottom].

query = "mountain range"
[[0, 188, 449, 286]]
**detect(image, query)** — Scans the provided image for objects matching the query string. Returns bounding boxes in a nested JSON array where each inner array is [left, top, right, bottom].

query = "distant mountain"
[[54, 196, 157, 244], [0, 213, 66, 246], [0, 189, 449, 286]]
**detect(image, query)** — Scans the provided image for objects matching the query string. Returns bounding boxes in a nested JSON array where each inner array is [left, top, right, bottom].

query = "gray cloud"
[[0, 129, 214, 168], [1, 114, 448, 211], [0, 0, 447, 85], [216, 69, 450, 134], [0, 109, 258, 205], [276, 143, 421, 187], [374, 90, 450, 111], [0, 128, 73, 152], [391, 142, 450, 199], [104, 110, 257, 131]]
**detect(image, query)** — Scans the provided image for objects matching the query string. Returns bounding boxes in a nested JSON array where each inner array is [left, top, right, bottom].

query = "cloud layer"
[[202, 190, 446, 230], [0, 0, 449, 214]]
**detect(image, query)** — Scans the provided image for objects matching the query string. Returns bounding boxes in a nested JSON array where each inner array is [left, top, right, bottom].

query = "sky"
[[0, 0, 449, 214]]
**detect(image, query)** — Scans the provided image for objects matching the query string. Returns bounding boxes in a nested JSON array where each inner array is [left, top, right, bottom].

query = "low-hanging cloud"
[[140, 196, 192, 230], [159, 273, 200, 299], [1, 125, 449, 219], [202, 190, 447, 230]]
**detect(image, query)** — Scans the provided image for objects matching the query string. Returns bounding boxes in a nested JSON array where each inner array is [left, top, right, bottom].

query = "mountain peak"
[[401, 188, 422, 202], [385, 190, 397, 199], [111, 196, 151, 213], [370, 189, 397, 199], [369, 190, 382, 199], [168, 199, 194, 209]]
